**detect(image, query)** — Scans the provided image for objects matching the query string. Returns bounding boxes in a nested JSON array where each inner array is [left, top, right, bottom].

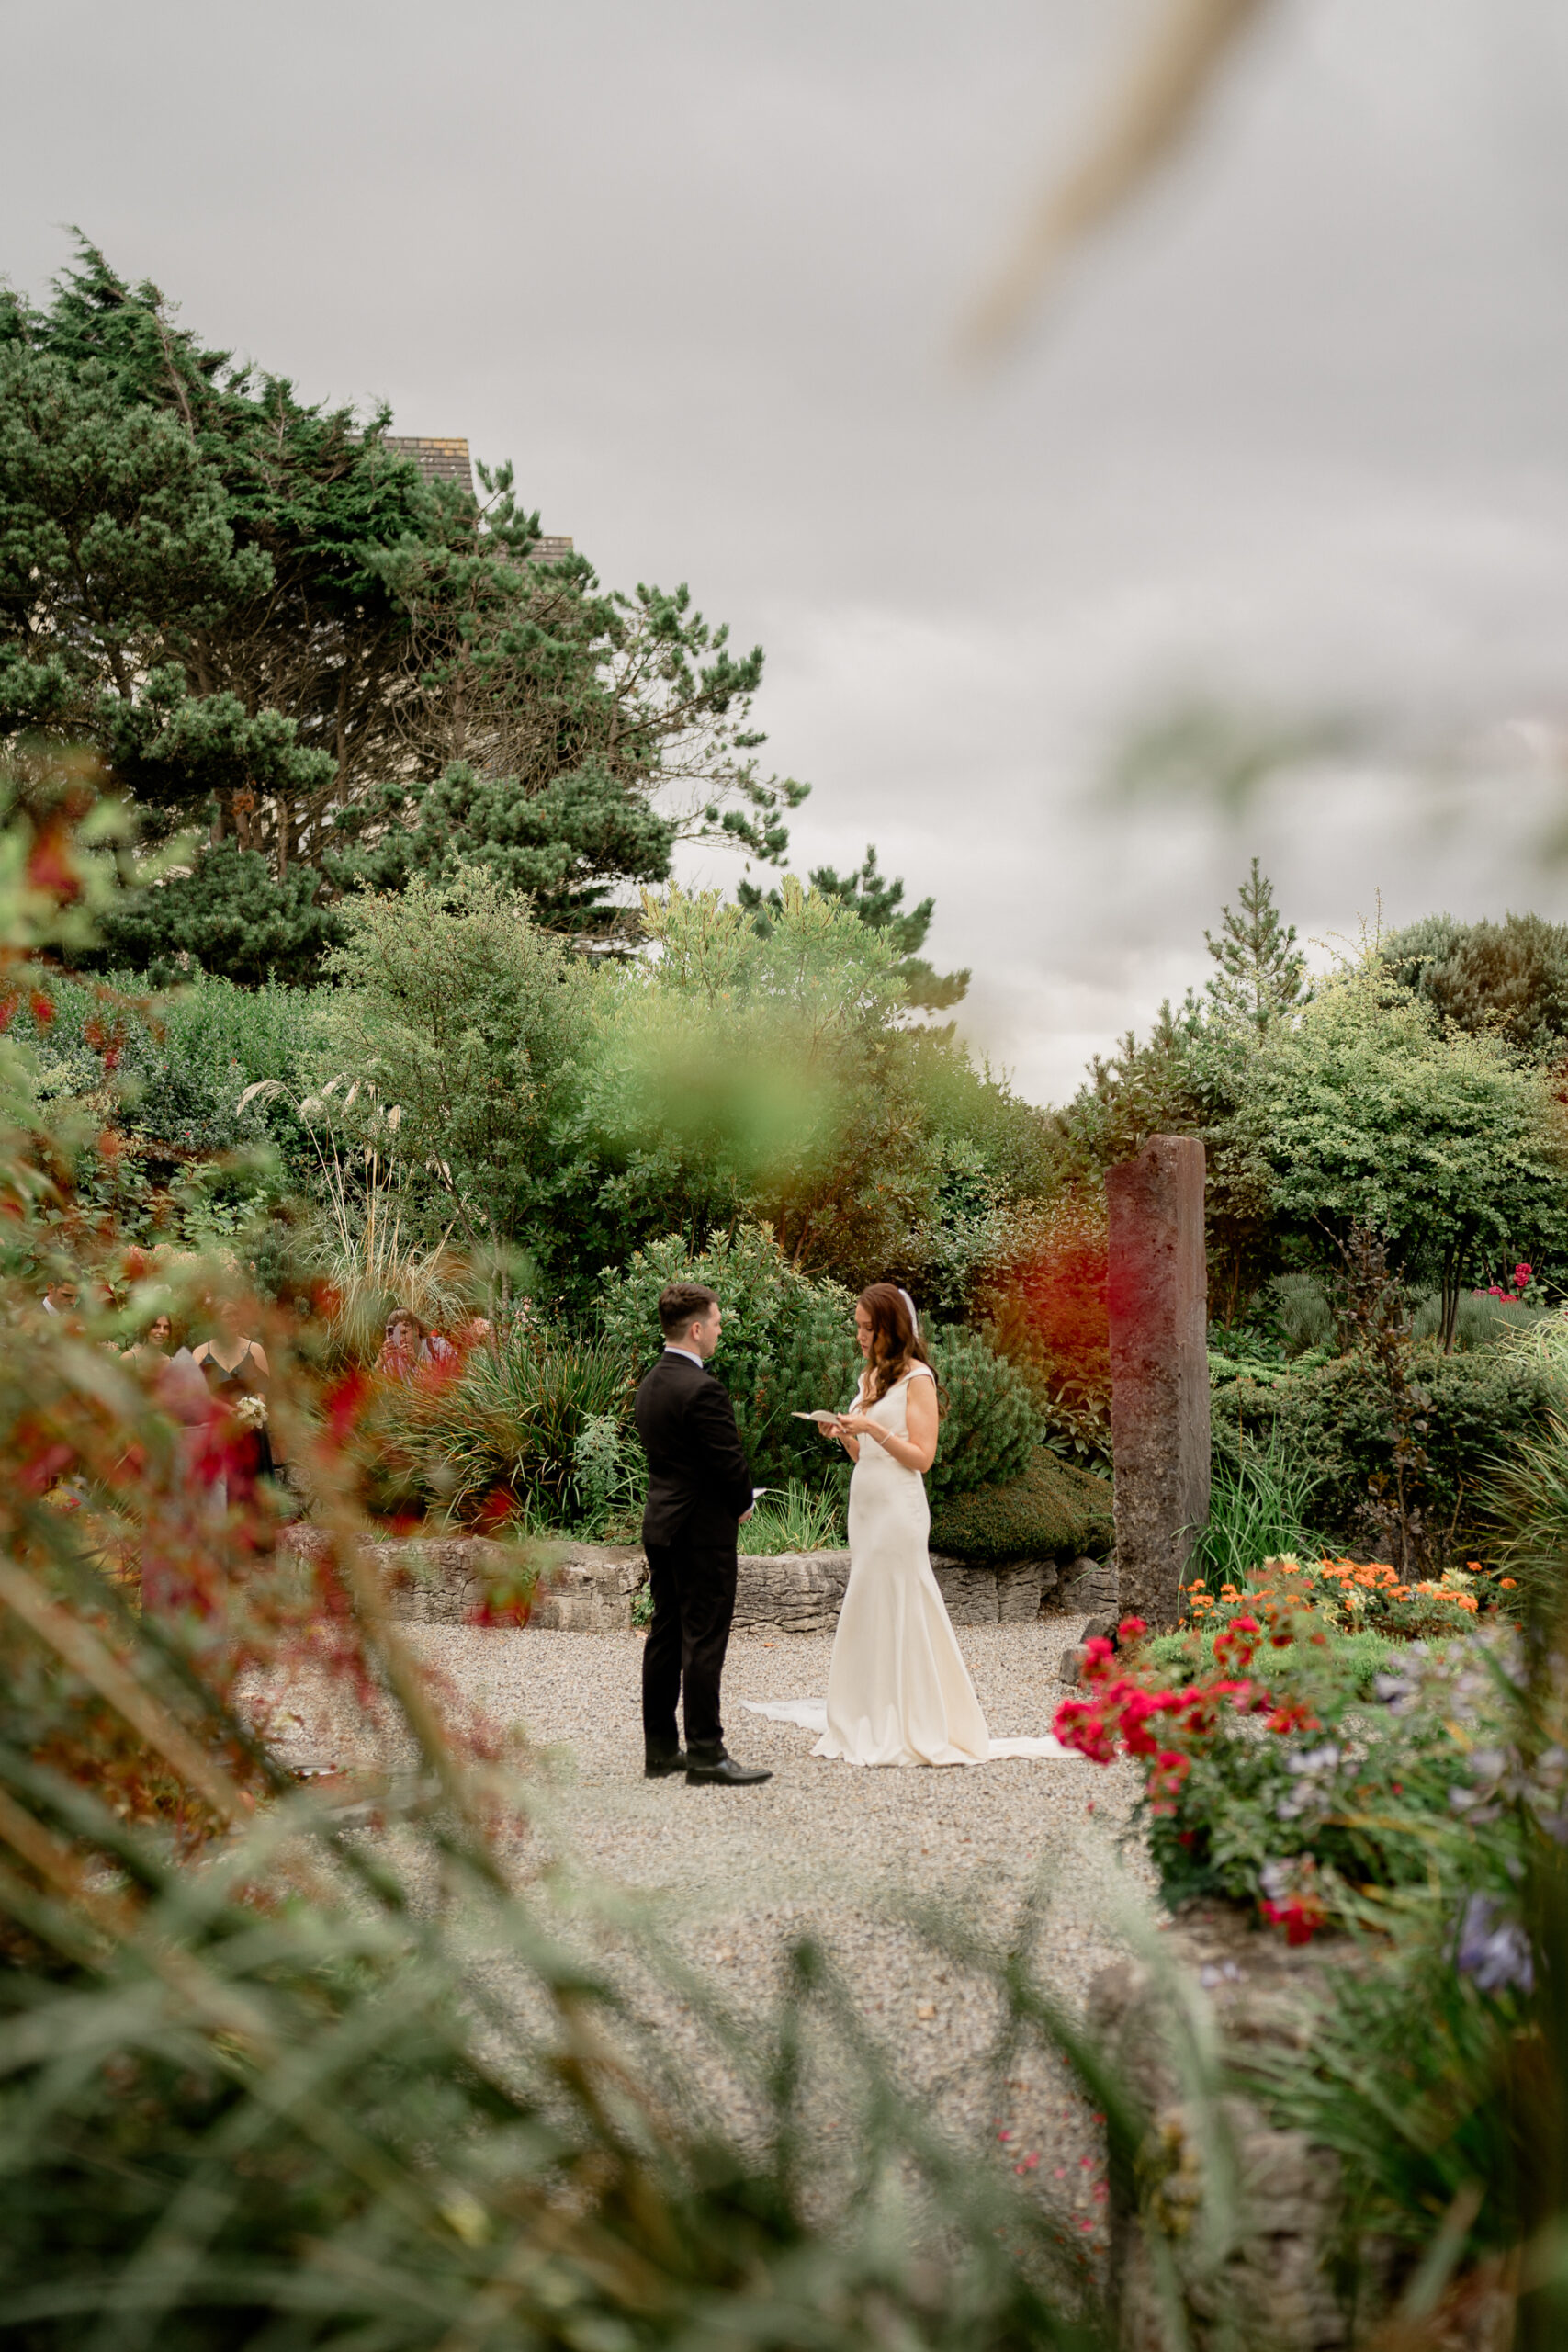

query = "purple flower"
[[1455, 1894, 1534, 1996]]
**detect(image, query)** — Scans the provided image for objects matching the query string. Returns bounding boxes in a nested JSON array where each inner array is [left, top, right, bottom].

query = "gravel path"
[[326, 1610, 1161, 2255]]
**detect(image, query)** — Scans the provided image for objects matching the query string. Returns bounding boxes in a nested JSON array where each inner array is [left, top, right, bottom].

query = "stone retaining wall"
[[1089, 1903, 1394, 2351], [280, 1531, 1089, 1632]]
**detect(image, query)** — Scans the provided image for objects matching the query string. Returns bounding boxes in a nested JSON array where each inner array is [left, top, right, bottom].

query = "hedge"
[[929, 1448, 1112, 1564]]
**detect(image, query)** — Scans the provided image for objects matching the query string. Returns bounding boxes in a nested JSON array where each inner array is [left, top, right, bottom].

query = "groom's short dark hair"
[[658, 1282, 718, 1340]]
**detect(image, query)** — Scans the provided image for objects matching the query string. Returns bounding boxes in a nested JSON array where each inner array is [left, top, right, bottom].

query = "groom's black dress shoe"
[[685, 1746, 773, 1787], [644, 1747, 689, 1778]]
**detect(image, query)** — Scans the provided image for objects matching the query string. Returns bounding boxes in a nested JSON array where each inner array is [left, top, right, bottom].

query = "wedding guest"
[[377, 1307, 458, 1379], [194, 1296, 273, 1497], [42, 1277, 78, 1318], [377, 1307, 430, 1380], [123, 1311, 174, 1368]]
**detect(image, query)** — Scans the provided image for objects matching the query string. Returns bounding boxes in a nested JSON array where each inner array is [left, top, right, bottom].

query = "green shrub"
[[18, 966, 325, 1167], [378, 1329, 638, 1521], [922, 1326, 1039, 1500], [598, 1227, 860, 1491], [928, 1449, 1111, 1563], [1212, 1342, 1558, 1557]]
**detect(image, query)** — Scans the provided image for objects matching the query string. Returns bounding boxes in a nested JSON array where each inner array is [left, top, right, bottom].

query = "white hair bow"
[[898, 1287, 919, 1332]]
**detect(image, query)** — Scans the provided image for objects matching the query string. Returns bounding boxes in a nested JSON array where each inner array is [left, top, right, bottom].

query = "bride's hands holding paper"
[[833, 1410, 880, 1442]]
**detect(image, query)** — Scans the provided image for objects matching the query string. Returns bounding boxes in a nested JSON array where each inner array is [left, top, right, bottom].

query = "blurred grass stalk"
[[963, 0, 1271, 358]]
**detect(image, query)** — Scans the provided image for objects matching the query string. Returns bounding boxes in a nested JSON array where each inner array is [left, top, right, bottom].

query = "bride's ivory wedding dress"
[[745, 1369, 1079, 1767]]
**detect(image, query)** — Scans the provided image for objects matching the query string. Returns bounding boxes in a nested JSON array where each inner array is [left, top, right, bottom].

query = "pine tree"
[[1203, 858, 1308, 1037], [739, 844, 969, 1009], [3, 240, 808, 979]]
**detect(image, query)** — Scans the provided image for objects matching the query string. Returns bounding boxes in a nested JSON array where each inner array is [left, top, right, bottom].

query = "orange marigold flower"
[[1500, 1577, 1517, 1589]]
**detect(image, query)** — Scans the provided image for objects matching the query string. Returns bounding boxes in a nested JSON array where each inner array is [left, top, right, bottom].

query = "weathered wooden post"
[[1106, 1136, 1210, 1630]]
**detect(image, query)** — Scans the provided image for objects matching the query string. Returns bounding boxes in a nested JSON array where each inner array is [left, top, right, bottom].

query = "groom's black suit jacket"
[[635, 1351, 754, 1549]]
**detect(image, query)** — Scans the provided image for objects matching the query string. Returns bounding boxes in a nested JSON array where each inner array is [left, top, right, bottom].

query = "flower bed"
[[1186, 1552, 1507, 1641], [1052, 1565, 1533, 1944]]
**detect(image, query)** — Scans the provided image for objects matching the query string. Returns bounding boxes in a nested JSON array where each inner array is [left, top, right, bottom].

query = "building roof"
[[384, 435, 475, 493], [383, 438, 573, 566]]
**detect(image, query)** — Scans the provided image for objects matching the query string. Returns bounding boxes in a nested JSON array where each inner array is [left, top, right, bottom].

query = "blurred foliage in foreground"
[[8, 775, 1568, 2342]]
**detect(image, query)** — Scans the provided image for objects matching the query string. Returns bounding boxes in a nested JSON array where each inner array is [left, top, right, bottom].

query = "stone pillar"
[[1106, 1136, 1209, 1630]]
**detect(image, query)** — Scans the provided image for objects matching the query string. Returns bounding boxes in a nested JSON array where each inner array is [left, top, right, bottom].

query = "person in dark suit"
[[634, 1280, 773, 1788]]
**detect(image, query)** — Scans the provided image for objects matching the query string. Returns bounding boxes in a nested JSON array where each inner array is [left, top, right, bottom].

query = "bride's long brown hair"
[[857, 1283, 939, 1406]]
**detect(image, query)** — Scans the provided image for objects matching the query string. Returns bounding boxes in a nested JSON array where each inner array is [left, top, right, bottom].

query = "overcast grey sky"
[[8, 0, 1568, 1101]]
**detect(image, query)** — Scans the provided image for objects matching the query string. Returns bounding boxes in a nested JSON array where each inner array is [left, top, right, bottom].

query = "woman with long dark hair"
[[749, 1283, 1074, 1766], [810, 1282, 994, 1763]]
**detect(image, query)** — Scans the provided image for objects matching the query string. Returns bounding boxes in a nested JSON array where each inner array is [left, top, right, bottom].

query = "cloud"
[[6, 0, 1568, 1107]]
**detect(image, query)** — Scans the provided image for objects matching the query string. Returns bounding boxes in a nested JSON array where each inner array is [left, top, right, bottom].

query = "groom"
[[634, 1282, 773, 1788]]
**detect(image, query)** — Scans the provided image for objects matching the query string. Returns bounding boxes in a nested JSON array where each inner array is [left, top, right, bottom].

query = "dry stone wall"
[[280, 1532, 1071, 1632], [1089, 1902, 1397, 2351]]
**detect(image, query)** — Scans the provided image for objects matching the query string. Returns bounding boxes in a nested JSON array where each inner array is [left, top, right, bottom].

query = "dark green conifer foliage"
[[1203, 856, 1308, 1037], [98, 843, 343, 987], [1382, 911, 1568, 1061], [1, 240, 807, 978]]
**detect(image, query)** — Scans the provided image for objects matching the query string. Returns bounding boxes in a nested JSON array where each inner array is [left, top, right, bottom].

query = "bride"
[[748, 1284, 1074, 1768]]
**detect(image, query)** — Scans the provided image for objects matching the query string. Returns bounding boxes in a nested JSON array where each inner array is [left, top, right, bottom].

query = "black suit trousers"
[[641, 1535, 738, 1753]]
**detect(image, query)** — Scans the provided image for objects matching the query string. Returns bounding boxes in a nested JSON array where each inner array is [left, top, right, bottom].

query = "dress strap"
[[902, 1364, 936, 1385]]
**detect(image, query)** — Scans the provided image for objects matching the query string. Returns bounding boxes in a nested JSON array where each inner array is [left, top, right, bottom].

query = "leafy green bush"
[[17, 966, 324, 1166], [319, 866, 591, 1258], [597, 1227, 860, 1491], [1212, 1342, 1559, 1556], [928, 1450, 1111, 1563]]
